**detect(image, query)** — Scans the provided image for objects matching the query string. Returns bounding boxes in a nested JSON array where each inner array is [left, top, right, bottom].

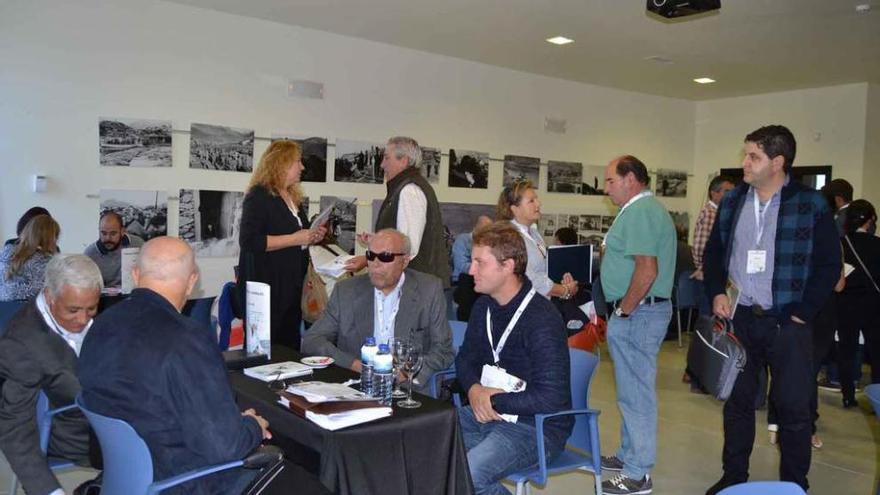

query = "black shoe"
[[843, 397, 860, 408], [73, 472, 102, 495], [705, 475, 745, 495], [602, 473, 652, 494], [600, 455, 625, 471]]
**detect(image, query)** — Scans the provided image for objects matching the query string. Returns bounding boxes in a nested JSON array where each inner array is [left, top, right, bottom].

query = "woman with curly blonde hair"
[[0, 214, 60, 301], [238, 140, 326, 349]]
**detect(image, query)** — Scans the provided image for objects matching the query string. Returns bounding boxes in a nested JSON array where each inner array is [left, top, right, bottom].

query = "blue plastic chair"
[[0, 299, 26, 336], [428, 320, 469, 399], [216, 282, 238, 350], [866, 384, 880, 418], [505, 348, 602, 495], [718, 480, 807, 494], [76, 395, 245, 495], [8, 391, 78, 495], [675, 270, 699, 347]]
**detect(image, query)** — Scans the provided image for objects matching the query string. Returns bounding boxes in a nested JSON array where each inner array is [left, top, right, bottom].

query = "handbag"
[[301, 245, 349, 323], [686, 316, 746, 401]]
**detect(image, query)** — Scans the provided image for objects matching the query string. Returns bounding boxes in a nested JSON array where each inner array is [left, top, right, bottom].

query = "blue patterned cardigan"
[[704, 179, 841, 322]]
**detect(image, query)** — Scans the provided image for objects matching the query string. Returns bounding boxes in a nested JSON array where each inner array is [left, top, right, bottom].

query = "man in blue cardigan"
[[455, 222, 573, 495], [703, 125, 841, 494]]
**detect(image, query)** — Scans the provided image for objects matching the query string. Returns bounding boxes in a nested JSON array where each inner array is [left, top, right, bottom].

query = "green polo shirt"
[[600, 194, 676, 301]]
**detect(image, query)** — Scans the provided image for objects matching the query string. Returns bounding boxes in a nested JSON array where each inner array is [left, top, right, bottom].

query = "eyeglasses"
[[365, 250, 407, 263]]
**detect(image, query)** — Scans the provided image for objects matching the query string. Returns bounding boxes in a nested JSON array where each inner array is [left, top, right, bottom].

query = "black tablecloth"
[[230, 347, 473, 495]]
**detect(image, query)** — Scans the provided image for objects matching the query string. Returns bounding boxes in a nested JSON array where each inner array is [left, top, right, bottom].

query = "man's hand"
[[344, 255, 367, 273], [467, 384, 504, 423], [713, 294, 732, 319], [356, 232, 373, 248], [690, 269, 704, 281], [242, 408, 272, 440], [351, 359, 363, 373]]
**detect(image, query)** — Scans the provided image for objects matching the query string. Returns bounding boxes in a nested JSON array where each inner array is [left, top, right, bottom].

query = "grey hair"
[[374, 228, 412, 255], [44, 254, 104, 297], [387, 136, 421, 169]]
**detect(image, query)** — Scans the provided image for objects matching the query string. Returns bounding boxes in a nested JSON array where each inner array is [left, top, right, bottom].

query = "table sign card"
[[246, 281, 271, 359], [120, 247, 140, 294]]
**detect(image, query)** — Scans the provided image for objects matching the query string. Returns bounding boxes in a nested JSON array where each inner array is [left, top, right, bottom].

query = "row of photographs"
[[98, 188, 691, 263], [98, 117, 689, 197]]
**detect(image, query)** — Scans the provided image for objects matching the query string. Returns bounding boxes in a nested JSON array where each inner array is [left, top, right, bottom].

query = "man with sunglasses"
[[303, 229, 453, 390]]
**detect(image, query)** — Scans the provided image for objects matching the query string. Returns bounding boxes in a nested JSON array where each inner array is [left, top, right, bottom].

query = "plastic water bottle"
[[373, 344, 394, 406], [360, 337, 378, 396]]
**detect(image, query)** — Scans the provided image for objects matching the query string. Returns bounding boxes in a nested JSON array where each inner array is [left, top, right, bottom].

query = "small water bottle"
[[360, 337, 378, 396], [373, 344, 394, 406]]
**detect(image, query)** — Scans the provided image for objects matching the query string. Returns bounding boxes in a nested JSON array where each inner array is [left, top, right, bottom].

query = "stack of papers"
[[315, 255, 356, 278], [286, 381, 374, 402], [304, 407, 392, 431], [243, 361, 313, 382]]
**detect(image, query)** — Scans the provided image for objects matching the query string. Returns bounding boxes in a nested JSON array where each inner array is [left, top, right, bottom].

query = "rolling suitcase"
[[686, 316, 746, 401]]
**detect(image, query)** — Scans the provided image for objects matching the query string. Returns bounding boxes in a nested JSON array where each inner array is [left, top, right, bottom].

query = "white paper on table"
[[120, 247, 140, 294], [285, 381, 375, 403], [246, 281, 271, 359]]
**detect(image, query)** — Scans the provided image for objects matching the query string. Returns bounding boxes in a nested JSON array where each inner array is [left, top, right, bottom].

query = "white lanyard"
[[486, 288, 536, 364], [753, 192, 772, 246], [512, 221, 546, 258], [603, 190, 653, 247]]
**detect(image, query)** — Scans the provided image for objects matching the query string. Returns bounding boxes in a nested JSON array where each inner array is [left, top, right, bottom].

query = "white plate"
[[301, 356, 334, 369]]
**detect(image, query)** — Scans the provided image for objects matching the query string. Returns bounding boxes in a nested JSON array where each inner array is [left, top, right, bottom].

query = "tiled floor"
[[1, 337, 876, 494]]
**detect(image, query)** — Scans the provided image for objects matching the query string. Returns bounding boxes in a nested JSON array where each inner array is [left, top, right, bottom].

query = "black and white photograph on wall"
[[567, 214, 580, 230], [189, 123, 254, 172], [99, 189, 168, 241], [503, 155, 540, 188], [581, 165, 606, 195], [448, 149, 489, 189], [546, 161, 582, 193], [178, 189, 244, 257], [320, 196, 357, 254], [556, 214, 570, 232], [419, 146, 442, 184], [656, 169, 688, 197], [669, 211, 690, 242], [99, 117, 172, 167], [579, 214, 602, 232], [539, 214, 557, 237], [601, 215, 614, 233], [334, 140, 384, 184], [272, 135, 327, 183], [578, 231, 605, 249]]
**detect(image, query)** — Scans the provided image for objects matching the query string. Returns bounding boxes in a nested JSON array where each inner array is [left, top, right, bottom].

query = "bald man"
[[79, 237, 279, 494]]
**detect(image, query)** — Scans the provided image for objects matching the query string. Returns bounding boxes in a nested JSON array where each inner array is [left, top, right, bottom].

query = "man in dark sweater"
[[455, 222, 572, 495]]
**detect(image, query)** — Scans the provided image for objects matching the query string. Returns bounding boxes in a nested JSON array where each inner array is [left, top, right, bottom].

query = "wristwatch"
[[614, 306, 630, 318]]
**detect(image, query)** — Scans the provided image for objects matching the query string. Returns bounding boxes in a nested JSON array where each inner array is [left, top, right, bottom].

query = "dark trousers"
[[837, 292, 880, 402], [767, 293, 837, 433], [723, 307, 813, 491], [272, 302, 302, 351]]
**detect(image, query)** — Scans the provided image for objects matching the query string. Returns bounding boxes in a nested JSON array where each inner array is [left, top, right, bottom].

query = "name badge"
[[747, 250, 767, 274]]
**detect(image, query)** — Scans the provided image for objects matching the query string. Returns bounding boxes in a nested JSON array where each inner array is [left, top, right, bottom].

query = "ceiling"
[[168, 0, 880, 100]]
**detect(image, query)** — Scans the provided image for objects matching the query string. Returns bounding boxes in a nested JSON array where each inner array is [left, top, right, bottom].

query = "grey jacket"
[[302, 269, 453, 389], [0, 300, 91, 495]]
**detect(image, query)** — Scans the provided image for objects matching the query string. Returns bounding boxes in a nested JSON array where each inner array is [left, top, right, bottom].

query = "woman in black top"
[[837, 199, 880, 407], [238, 140, 326, 349]]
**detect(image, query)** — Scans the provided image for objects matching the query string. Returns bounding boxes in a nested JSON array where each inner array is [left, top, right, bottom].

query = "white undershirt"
[[35, 292, 91, 356], [396, 184, 427, 257]]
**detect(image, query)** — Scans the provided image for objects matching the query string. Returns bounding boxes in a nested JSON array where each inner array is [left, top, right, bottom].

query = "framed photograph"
[[99, 117, 172, 167], [99, 189, 167, 241], [189, 123, 254, 172], [179, 189, 245, 257], [502, 155, 540, 188], [448, 149, 489, 189], [547, 161, 582, 194], [419, 146, 442, 184], [656, 169, 688, 198], [334, 140, 384, 184], [272, 135, 328, 183]]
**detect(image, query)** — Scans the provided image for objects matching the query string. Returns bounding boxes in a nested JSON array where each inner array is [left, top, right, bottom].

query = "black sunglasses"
[[365, 250, 407, 263]]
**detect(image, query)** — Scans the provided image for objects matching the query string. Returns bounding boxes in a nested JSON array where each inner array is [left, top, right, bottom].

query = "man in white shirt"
[[0, 255, 103, 495], [305, 229, 453, 390], [345, 137, 451, 286]]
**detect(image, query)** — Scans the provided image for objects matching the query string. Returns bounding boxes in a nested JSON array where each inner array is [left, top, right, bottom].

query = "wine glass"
[[397, 343, 424, 409], [391, 339, 408, 398]]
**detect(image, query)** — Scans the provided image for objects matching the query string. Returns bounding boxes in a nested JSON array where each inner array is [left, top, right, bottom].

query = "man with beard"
[[83, 211, 144, 287]]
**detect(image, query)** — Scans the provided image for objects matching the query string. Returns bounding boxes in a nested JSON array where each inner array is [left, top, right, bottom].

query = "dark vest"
[[375, 167, 450, 287]]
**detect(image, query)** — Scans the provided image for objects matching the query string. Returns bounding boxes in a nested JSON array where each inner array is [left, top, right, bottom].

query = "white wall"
[[693, 83, 869, 216], [0, 0, 697, 296], [862, 84, 880, 206]]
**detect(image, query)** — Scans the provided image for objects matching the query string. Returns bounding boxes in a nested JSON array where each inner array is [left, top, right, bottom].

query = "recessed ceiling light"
[[546, 36, 574, 45], [693, 77, 716, 84], [855, 4, 871, 14]]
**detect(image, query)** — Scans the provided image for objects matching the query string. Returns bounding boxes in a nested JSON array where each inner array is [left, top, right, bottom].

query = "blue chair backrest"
[[718, 481, 806, 494], [866, 384, 880, 419], [675, 270, 698, 309], [450, 320, 467, 354], [567, 348, 599, 453], [216, 282, 238, 350], [76, 395, 155, 494], [0, 299, 26, 336], [182, 296, 216, 333], [36, 392, 52, 452]]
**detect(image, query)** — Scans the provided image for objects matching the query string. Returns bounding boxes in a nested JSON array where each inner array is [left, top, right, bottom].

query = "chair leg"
[[595, 473, 602, 495], [676, 309, 682, 348], [9, 475, 19, 495], [515, 480, 526, 495]]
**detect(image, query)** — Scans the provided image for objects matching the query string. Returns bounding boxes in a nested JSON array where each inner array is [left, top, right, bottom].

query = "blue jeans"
[[459, 406, 554, 495], [606, 300, 672, 480]]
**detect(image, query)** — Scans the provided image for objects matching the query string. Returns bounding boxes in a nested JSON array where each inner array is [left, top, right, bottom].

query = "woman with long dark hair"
[[238, 140, 326, 350], [837, 199, 880, 407], [0, 215, 60, 301]]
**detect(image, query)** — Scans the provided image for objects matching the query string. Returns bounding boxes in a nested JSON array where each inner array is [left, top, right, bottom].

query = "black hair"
[[844, 199, 876, 235], [744, 125, 797, 173], [614, 155, 650, 186], [554, 227, 578, 246], [16, 207, 50, 235]]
